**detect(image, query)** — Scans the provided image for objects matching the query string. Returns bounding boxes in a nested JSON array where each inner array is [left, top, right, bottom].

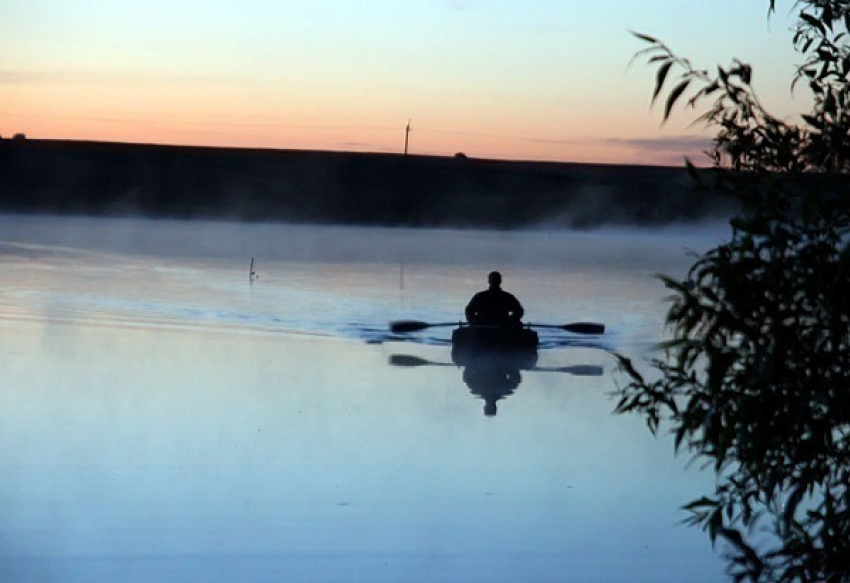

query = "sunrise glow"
[[1, 0, 804, 166]]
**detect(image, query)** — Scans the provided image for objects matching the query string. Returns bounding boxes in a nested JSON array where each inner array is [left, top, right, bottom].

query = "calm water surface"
[[0, 216, 730, 582]]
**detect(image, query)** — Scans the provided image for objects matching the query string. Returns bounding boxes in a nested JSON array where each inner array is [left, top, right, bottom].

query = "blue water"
[[0, 215, 731, 582]]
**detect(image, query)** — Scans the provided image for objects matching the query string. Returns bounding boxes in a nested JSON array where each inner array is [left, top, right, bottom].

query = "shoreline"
[[0, 138, 735, 229]]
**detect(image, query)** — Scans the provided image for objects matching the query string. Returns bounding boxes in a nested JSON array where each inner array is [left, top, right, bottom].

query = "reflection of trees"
[[618, 3, 849, 581]]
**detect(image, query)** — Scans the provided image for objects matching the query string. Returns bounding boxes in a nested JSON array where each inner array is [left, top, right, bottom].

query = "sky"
[[1, 0, 809, 166]]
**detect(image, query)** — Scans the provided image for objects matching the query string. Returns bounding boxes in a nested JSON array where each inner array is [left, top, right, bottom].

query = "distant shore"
[[0, 138, 736, 229]]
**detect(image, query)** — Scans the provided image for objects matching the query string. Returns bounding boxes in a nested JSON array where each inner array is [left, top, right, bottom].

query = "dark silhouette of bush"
[[616, 2, 849, 581]]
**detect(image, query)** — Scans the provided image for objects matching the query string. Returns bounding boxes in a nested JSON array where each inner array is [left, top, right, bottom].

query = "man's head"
[[488, 271, 502, 287]]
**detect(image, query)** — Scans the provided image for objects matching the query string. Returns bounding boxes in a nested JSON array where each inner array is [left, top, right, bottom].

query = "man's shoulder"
[[502, 290, 522, 304], [468, 290, 488, 302]]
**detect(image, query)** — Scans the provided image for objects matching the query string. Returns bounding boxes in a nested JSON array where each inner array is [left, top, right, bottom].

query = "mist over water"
[[0, 215, 730, 349], [0, 215, 727, 582], [0, 214, 731, 262]]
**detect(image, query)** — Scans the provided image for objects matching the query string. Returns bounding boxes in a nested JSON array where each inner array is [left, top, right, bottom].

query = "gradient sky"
[[1, 1, 808, 165]]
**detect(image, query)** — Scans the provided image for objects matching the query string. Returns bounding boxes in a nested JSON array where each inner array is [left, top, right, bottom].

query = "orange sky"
[[1, 1, 805, 166]]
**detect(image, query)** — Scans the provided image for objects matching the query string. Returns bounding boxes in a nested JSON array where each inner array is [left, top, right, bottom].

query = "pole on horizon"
[[404, 119, 411, 156]]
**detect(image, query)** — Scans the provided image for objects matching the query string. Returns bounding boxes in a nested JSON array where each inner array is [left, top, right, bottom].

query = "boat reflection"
[[388, 350, 603, 417], [452, 345, 537, 416]]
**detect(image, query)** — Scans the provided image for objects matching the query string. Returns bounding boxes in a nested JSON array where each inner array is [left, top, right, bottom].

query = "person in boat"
[[465, 271, 524, 327]]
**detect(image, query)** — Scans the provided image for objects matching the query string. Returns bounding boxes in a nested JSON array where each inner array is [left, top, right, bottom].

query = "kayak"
[[450, 323, 539, 370], [451, 323, 539, 349]]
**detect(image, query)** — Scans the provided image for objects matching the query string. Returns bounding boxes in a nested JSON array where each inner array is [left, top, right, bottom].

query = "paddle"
[[535, 364, 604, 376], [389, 354, 452, 367], [389, 354, 603, 376], [389, 320, 459, 333], [528, 322, 605, 335], [389, 320, 604, 335]]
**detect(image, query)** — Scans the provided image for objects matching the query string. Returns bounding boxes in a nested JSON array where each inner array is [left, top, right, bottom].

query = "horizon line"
[[2, 135, 703, 169]]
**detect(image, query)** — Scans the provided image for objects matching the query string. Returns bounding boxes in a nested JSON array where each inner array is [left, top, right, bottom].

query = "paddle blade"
[[389, 320, 430, 333], [389, 355, 452, 367], [561, 322, 605, 335], [557, 365, 604, 376], [389, 354, 430, 366], [389, 320, 458, 333]]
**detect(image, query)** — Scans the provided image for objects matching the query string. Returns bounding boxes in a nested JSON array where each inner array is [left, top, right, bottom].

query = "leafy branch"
[[617, 2, 850, 581]]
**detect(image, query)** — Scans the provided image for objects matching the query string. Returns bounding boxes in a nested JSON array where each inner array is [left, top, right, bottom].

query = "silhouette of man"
[[465, 271, 524, 326]]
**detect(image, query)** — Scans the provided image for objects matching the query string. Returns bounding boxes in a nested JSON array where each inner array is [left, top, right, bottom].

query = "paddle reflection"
[[388, 350, 603, 417]]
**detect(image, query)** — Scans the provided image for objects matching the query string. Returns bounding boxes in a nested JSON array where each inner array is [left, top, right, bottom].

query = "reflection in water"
[[453, 345, 537, 417], [462, 359, 522, 416], [389, 350, 603, 416], [0, 218, 734, 581]]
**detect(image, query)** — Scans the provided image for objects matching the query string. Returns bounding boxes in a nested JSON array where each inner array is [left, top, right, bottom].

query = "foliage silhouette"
[[617, 2, 849, 581]]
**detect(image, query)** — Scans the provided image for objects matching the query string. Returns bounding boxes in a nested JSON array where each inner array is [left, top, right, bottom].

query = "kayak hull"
[[451, 325, 539, 348], [451, 325, 539, 369]]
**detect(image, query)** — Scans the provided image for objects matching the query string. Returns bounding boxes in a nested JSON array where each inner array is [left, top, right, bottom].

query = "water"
[[0, 216, 731, 582]]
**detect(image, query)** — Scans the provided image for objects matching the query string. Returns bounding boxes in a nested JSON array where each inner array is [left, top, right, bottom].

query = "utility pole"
[[404, 119, 411, 156]]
